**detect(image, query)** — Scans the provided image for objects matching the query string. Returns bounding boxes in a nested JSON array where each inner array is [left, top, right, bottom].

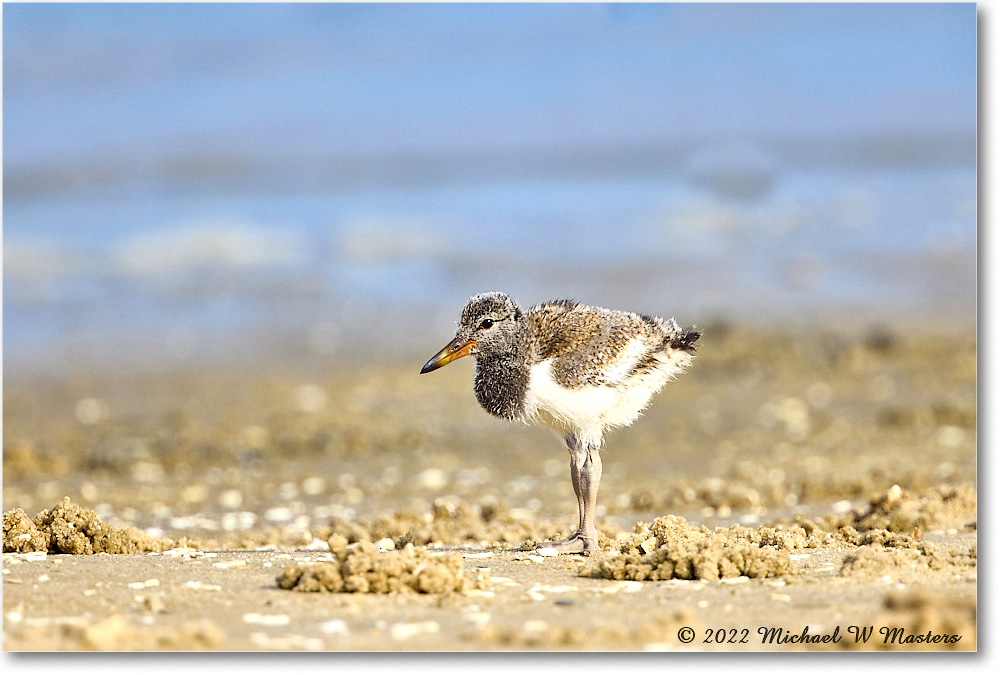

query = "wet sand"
[[3, 324, 977, 651]]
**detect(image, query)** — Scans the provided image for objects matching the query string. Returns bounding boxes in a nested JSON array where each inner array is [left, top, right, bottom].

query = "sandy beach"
[[2, 323, 977, 651]]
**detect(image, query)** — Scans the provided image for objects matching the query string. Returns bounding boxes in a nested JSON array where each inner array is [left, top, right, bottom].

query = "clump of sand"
[[319, 496, 566, 549], [839, 541, 976, 582], [821, 483, 976, 535], [828, 484, 978, 582], [584, 484, 977, 583], [172, 496, 610, 553], [276, 538, 478, 594], [583, 515, 795, 581], [3, 507, 50, 553], [3, 497, 176, 554], [733, 483, 978, 554], [621, 457, 977, 517]]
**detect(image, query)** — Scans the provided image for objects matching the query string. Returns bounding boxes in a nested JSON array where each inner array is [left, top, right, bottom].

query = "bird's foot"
[[538, 532, 597, 556]]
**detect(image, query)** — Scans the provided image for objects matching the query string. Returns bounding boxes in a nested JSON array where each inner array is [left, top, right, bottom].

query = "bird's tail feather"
[[671, 326, 700, 353]]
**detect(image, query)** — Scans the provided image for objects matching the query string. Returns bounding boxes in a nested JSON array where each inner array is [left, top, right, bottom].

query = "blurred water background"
[[2, 3, 977, 378]]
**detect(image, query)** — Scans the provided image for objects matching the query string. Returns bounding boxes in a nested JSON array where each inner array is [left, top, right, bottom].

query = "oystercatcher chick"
[[420, 292, 699, 554]]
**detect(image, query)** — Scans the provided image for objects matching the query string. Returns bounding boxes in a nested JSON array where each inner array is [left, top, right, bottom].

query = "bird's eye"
[[479, 318, 494, 330]]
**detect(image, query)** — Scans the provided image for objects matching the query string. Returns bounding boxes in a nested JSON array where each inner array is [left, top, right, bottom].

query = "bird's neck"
[[473, 340, 530, 421]]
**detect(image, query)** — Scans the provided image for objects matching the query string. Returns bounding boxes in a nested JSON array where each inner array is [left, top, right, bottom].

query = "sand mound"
[[276, 539, 479, 594], [319, 496, 566, 549], [743, 483, 977, 553], [3, 497, 176, 554], [583, 515, 795, 581], [582, 484, 977, 583], [839, 541, 976, 582], [3, 507, 50, 553], [822, 483, 976, 534]]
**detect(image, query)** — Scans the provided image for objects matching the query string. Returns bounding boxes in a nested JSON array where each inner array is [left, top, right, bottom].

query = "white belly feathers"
[[522, 357, 670, 447]]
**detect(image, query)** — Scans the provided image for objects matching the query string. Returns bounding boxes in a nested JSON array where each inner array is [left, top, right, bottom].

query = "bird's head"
[[420, 292, 523, 374]]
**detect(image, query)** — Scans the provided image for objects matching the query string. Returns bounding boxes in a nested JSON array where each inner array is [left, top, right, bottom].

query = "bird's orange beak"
[[420, 337, 477, 374]]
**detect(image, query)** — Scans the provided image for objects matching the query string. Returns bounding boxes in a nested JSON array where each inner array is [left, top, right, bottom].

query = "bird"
[[420, 291, 699, 554]]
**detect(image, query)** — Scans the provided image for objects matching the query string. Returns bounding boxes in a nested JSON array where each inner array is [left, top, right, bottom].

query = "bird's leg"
[[539, 435, 601, 554], [577, 440, 602, 552], [568, 434, 585, 531]]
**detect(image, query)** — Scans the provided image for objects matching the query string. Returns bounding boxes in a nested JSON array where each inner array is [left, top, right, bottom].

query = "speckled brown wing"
[[527, 301, 659, 389]]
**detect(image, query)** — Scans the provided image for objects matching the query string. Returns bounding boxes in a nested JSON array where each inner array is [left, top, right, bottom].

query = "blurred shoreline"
[[2, 4, 977, 382], [1, 298, 977, 385]]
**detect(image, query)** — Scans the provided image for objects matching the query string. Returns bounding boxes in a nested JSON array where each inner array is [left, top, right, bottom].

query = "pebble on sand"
[[243, 613, 291, 627], [390, 621, 440, 641]]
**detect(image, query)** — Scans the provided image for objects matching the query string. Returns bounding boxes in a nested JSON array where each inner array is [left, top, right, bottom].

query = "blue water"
[[2, 3, 978, 373]]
